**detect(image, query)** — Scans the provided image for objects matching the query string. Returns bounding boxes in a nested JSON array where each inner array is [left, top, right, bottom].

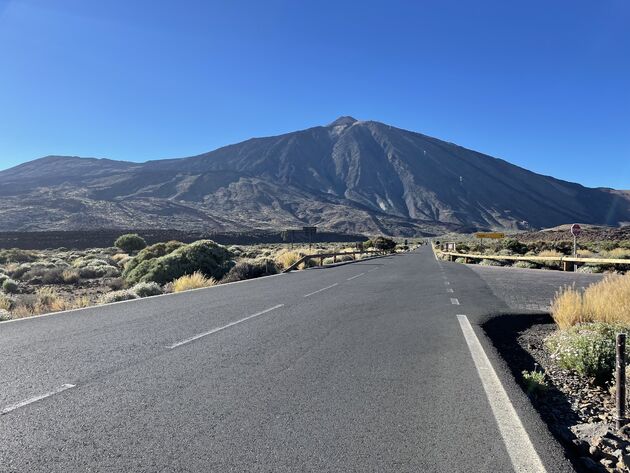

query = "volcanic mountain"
[[0, 116, 628, 236]]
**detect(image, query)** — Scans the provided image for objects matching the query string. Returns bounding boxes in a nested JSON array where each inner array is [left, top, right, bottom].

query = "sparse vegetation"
[[546, 323, 627, 386], [0, 238, 367, 319]]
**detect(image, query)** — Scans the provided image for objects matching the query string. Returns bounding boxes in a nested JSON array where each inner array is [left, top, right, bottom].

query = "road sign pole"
[[616, 333, 627, 430], [573, 234, 577, 258]]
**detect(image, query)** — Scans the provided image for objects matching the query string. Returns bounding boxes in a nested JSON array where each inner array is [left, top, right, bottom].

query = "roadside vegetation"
[[439, 236, 630, 274], [0, 235, 405, 320]]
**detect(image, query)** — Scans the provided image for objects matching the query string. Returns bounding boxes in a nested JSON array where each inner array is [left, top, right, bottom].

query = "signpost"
[[475, 232, 505, 249], [474, 232, 505, 239], [570, 223, 581, 257]]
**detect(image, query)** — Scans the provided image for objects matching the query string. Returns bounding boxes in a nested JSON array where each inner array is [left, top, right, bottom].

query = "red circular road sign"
[[571, 223, 582, 236]]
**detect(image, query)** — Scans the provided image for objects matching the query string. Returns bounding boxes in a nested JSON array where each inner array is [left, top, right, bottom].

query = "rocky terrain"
[[1, 117, 629, 235]]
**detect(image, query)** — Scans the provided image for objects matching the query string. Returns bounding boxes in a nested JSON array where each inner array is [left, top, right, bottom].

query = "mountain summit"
[[0, 118, 628, 235]]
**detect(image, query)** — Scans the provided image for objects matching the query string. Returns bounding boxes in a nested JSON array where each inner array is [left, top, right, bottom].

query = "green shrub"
[[2, 278, 19, 294], [479, 259, 503, 266], [132, 282, 163, 298], [114, 234, 147, 254], [123, 241, 184, 276], [513, 261, 539, 269], [0, 273, 8, 285], [577, 264, 604, 274], [372, 236, 396, 253], [0, 249, 37, 264], [502, 239, 528, 255], [123, 240, 231, 285], [78, 265, 120, 279], [522, 369, 547, 395], [545, 323, 628, 385], [100, 289, 138, 304], [221, 258, 278, 283], [9, 264, 32, 280]]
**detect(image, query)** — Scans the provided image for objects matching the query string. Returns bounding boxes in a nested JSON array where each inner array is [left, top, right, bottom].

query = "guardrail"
[[436, 250, 630, 271], [283, 250, 381, 273]]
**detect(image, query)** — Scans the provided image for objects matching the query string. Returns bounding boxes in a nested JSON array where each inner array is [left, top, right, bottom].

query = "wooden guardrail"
[[283, 250, 381, 273], [436, 250, 630, 271]]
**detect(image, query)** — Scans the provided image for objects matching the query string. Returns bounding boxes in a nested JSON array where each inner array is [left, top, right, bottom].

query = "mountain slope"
[[0, 117, 628, 235]]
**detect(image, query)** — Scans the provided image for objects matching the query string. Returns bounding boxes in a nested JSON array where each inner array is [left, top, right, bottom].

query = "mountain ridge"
[[1, 117, 628, 236]]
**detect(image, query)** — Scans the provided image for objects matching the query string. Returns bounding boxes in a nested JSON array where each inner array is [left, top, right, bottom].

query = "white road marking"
[[445, 281, 450, 285], [168, 304, 284, 349], [447, 288, 454, 293], [303, 283, 339, 298], [456, 315, 547, 473], [347, 272, 365, 281], [368, 268, 378, 273], [450, 298, 460, 305], [1, 384, 76, 415]]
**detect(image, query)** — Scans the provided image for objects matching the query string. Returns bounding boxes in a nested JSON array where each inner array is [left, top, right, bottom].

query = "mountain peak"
[[328, 116, 358, 127]]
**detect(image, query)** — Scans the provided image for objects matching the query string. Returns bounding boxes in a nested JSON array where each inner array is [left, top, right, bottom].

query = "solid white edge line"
[[1, 384, 76, 415], [168, 304, 284, 349], [347, 272, 366, 280], [303, 283, 339, 298], [450, 298, 460, 305], [456, 315, 547, 473]]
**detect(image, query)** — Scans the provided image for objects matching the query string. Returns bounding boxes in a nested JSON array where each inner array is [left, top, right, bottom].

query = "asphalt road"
[[0, 247, 591, 472]]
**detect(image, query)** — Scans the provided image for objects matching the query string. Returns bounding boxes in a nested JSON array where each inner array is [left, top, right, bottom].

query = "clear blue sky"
[[1, 0, 628, 189]]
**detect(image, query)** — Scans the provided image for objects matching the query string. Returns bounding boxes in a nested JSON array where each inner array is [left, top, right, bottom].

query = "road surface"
[[0, 247, 590, 472]]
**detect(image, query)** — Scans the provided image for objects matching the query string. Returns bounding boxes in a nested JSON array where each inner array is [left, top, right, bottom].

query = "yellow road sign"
[[475, 232, 505, 239]]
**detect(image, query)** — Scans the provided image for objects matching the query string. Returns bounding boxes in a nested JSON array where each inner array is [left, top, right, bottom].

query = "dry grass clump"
[[537, 250, 564, 258], [603, 248, 630, 260], [274, 250, 303, 270], [551, 274, 630, 329], [0, 292, 12, 311], [172, 272, 217, 292], [8, 288, 90, 318]]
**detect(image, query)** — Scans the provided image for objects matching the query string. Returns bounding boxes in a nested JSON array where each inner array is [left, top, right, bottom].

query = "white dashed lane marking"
[[168, 304, 285, 349], [1, 384, 76, 415], [304, 283, 339, 298]]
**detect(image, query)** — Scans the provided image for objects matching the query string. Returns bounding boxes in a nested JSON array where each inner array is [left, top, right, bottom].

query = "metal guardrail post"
[[617, 333, 627, 430]]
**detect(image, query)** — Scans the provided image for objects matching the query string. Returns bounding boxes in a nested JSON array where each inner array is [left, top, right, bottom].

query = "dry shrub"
[[551, 275, 630, 329], [100, 289, 138, 304], [0, 292, 12, 311], [604, 248, 630, 260], [172, 272, 217, 292], [62, 269, 80, 284], [274, 250, 303, 270], [537, 250, 563, 258]]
